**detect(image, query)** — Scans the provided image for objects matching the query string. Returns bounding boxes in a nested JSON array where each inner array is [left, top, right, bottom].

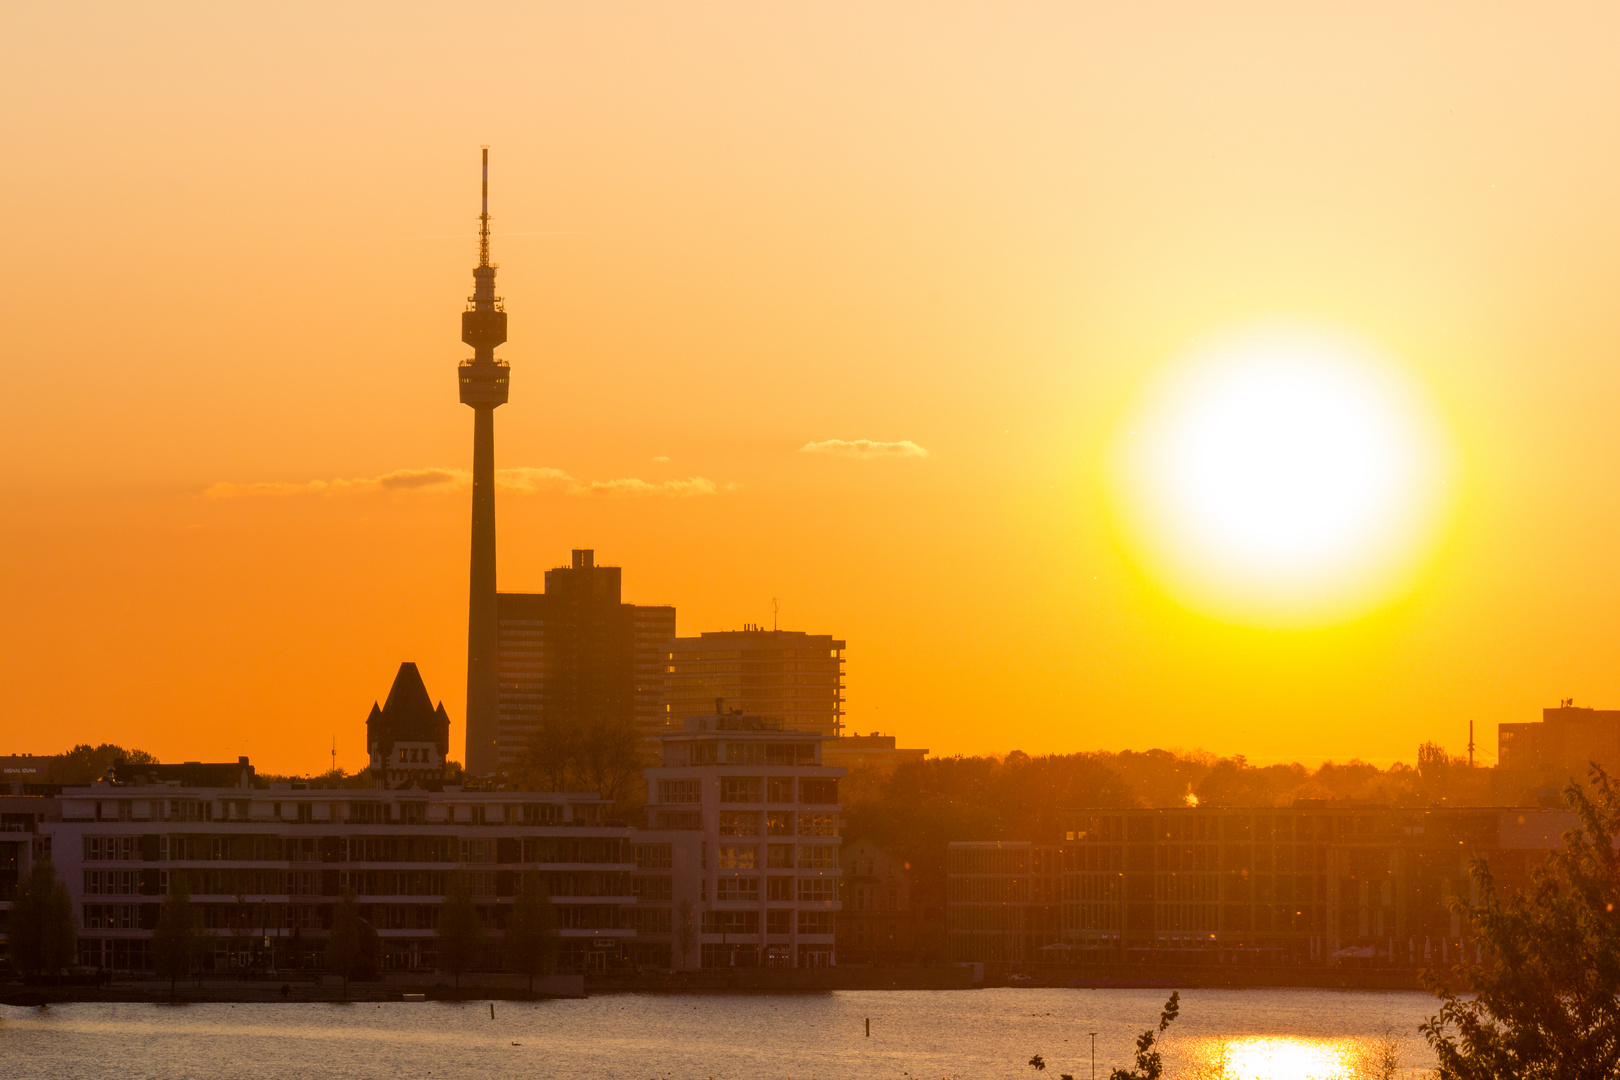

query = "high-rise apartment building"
[[664, 629, 846, 738], [494, 550, 676, 770]]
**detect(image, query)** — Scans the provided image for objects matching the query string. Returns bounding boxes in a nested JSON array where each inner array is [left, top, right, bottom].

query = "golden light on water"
[[1111, 327, 1454, 628], [1188, 1035, 1359, 1080]]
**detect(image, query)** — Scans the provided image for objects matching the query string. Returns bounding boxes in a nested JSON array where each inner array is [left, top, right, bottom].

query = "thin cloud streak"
[[799, 438, 929, 459], [204, 466, 721, 499]]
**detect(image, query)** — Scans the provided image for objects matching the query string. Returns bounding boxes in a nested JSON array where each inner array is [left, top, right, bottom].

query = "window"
[[766, 777, 794, 803], [349, 802, 386, 824], [799, 780, 838, 805], [725, 742, 766, 765], [399, 802, 426, 825], [717, 845, 757, 870], [521, 803, 561, 826], [766, 811, 794, 836], [634, 843, 673, 870], [632, 876, 673, 902], [701, 910, 759, 934], [719, 812, 759, 836], [659, 779, 701, 804], [767, 876, 795, 901], [798, 877, 837, 902], [799, 845, 838, 869], [655, 810, 701, 830], [83, 837, 137, 861], [689, 742, 719, 765], [798, 910, 835, 935], [717, 877, 759, 902], [766, 844, 795, 869], [766, 909, 792, 935], [798, 812, 838, 837], [720, 777, 762, 804], [765, 744, 814, 766]]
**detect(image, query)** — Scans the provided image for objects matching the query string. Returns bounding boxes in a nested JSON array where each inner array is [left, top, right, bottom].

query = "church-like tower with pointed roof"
[[366, 662, 451, 789]]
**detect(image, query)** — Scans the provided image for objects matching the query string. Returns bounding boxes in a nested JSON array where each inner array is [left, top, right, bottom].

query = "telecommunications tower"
[[459, 147, 508, 776]]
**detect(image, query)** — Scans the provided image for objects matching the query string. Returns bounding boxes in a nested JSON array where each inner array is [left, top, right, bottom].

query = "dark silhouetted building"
[[1498, 703, 1620, 780], [938, 804, 1575, 970], [460, 148, 511, 777], [494, 550, 677, 769], [664, 629, 846, 738], [366, 663, 451, 789]]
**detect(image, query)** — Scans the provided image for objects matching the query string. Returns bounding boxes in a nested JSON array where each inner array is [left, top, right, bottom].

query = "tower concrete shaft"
[[460, 147, 508, 776]]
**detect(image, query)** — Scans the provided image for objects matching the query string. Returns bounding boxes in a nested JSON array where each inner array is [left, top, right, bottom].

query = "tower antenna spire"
[[478, 145, 491, 268]]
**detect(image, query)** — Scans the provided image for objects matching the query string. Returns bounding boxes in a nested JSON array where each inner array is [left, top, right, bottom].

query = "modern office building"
[[46, 779, 637, 975], [1498, 702, 1620, 780], [459, 148, 512, 777], [493, 550, 677, 770], [664, 629, 846, 738], [974, 804, 1575, 969], [640, 707, 846, 968], [945, 841, 1064, 964]]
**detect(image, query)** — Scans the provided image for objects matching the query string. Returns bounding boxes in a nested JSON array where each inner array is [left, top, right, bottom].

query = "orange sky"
[[4, 3, 1620, 776]]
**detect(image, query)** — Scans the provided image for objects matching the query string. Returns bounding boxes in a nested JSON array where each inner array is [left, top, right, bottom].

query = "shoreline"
[[0, 964, 1430, 1006]]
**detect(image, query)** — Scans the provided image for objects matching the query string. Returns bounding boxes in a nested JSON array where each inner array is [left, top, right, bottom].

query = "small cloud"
[[799, 438, 929, 459], [652, 455, 670, 463], [206, 466, 722, 500], [203, 467, 466, 498]]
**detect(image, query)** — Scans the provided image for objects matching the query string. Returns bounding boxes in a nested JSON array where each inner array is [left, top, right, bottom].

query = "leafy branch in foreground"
[[1422, 766, 1620, 1080], [1112, 991, 1181, 1080]]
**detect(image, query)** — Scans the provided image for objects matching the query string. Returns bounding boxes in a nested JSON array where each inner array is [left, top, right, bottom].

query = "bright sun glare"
[[1113, 328, 1451, 627]]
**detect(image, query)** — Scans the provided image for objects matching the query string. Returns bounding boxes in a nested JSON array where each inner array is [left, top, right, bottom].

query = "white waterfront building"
[[640, 708, 845, 969]]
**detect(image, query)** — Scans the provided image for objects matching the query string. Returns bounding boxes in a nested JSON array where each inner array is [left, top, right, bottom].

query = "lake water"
[[0, 989, 1440, 1079]]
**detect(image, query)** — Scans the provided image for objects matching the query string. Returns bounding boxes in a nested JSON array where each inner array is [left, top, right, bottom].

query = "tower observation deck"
[[461, 147, 508, 776]]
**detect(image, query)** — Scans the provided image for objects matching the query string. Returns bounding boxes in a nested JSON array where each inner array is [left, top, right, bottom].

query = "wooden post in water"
[[865, 1017, 870, 1037], [490, 1003, 495, 1019]]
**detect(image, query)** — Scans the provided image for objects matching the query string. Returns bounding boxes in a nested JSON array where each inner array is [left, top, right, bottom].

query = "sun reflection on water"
[[1185, 1035, 1366, 1080]]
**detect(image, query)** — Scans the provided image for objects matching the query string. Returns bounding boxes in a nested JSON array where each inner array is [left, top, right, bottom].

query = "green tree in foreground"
[[1422, 768, 1620, 1080], [1111, 991, 1180, 1080], [436, 871, 482, 994], [327, 888, 363, 1000], [152, 877, 199, 996], [505, 874, 557, 993], [7, 859, 76, 979]]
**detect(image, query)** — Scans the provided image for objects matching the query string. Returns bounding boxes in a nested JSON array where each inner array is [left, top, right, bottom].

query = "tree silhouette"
[[506, 873, 557, 993], [327, 888, 363, 1000], [436, 871, 482, 994], [7, 859, 75, 980], [152, 877, 199, 997], [1110, 991, 1180, 1080], [1422, 767, 1620, 1079]]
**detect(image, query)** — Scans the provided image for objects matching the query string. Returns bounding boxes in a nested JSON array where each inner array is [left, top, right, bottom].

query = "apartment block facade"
[[44, 782, 637, 975], [664, 629, 846, 739], [641, 710, 845, 969]]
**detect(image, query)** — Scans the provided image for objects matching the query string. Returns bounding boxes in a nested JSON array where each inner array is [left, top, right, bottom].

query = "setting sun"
[[1112, 328, 1452, 627]]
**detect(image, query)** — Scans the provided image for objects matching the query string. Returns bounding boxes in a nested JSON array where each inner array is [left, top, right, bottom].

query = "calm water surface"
[[0, 989, 1439, 1080]]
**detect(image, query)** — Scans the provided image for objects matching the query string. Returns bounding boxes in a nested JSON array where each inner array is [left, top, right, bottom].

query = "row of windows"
[[700, 910, 837, 935], [712, 844, 840, 870]]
